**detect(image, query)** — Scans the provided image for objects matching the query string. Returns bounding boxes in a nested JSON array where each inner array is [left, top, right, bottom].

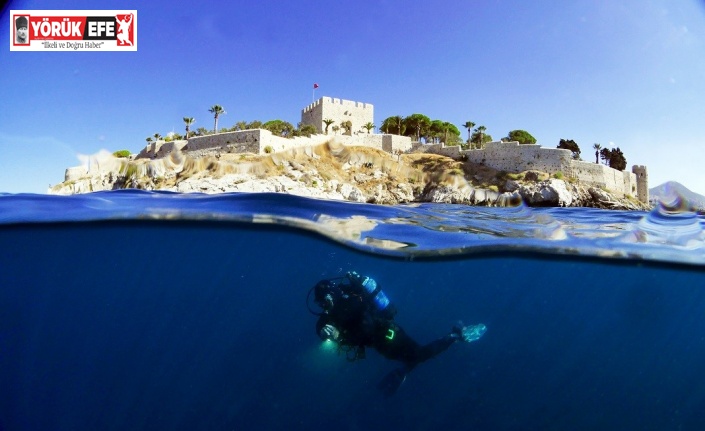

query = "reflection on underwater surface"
[[1, 191, 705, 430], [0, 190, 704, 264]]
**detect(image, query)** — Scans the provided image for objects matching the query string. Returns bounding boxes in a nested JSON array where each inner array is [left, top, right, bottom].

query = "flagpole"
[[312, 83, 319, 103]]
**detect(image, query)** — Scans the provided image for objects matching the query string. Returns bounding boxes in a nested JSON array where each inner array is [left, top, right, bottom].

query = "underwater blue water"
[[1, 191, 705, 430]]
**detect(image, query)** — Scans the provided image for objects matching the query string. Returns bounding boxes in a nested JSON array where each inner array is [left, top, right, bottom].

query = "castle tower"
[[632, 165, 649, 204], [301, 97, 374, 135]]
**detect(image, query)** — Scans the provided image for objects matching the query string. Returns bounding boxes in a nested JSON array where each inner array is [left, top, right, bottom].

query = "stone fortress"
[[301, 97, 373, 135], [68, 96, 648, 203]]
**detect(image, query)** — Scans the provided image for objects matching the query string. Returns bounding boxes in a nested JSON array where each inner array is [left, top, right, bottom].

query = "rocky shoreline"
[[50, 141, 651, 211]]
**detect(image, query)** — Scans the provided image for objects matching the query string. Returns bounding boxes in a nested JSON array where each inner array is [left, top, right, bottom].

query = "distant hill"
[[649, 181, 705, 210]]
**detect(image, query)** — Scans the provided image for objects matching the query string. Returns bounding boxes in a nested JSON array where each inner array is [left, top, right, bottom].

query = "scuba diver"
[[307, 271, 487, 397]]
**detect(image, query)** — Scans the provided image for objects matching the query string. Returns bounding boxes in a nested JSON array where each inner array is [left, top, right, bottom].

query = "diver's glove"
[[320, 324, 340, 341], [451, 321, 487, 343]]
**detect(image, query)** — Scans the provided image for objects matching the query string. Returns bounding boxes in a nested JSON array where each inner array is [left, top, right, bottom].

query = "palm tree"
[[443, 121, 452, 144], [475, 125, 486, 148], [323, 118, 335, 135], [146, 136, 153, 143], [363, 122, 375, 134], [208, 105, 226, 133], [462, 121, 476, 146], [332, 125, 340, 135], [183, 117, 195, 139], [593, 143, 602, 164], [153, 133, 162, 141], [393, 116, 404, 136]]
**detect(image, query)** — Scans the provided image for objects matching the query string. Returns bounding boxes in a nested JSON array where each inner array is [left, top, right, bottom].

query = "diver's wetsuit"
[[315, 276, 456, 369]]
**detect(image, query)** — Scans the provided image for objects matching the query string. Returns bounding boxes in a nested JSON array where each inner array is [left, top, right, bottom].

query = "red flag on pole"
[[313, 83, 319, 89]]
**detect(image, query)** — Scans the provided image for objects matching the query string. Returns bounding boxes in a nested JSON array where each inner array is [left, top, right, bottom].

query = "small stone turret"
[[632, 165, 648, 204]]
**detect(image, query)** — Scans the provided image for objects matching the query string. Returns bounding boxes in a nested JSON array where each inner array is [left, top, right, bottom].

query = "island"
[[50, 96, 650, 210]]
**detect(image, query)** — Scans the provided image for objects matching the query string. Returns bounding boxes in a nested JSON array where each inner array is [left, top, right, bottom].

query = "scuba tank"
[[348, 272, 391, 313]]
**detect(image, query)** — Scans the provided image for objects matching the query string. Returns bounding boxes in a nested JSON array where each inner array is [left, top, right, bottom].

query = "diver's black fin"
[[377, 367, 408, 398]]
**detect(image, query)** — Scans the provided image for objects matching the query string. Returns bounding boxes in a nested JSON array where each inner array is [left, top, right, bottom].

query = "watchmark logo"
[[10, 10, 137, 51]]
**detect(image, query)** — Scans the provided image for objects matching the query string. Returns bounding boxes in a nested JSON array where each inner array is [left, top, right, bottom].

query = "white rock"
[[519, 179, 572, 207], [424, 185, 472, 204], [338, 183, 366, 202]]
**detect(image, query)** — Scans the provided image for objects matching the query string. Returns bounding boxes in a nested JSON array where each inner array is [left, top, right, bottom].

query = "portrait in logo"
[[15, 15, 29, 44], [115, 13, 134, 46]]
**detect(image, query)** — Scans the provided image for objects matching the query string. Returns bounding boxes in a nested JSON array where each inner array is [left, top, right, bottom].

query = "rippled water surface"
[[1, 191, 705, 430], [2, 190, 704, 265]]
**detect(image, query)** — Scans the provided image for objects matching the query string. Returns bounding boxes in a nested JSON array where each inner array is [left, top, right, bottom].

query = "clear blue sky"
[[2, 0, 704, 195]]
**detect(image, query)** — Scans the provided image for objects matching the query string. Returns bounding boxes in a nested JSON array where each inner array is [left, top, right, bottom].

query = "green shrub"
[[125, 164, 138, 178], [113, 150, 131, 158], [553, 171, 564, 180], [264, 145, 273, 154]]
